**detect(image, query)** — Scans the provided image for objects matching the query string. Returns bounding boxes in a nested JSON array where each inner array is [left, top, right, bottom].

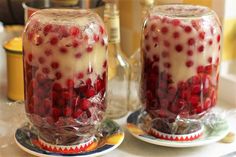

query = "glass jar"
[[140, 5, 221, 133], [23, 9, 108, 146]]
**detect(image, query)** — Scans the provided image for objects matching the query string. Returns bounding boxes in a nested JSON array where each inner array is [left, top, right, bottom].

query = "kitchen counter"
[[0, 27, 236, 157]]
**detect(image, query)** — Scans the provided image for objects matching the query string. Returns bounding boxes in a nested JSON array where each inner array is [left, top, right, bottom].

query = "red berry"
[[42, 67, 50, 74], [163, 40, 170, 47], [60, 47, 67, 54], [190, 96, 199, 106], [217, 34, 221, 43], [175, 44, 183, 52], [198, 45, 204, 53], [192, 85, 201, 94], [63, 107, 72, 116], [93, 34, 99, 42], [208, 57, 212, 63], [86, 88, 96, 98], [53, 83, 62, 91], [51, 62, 59, 69], [75, 53, 82, 59], [86, 45, 93, 53], [199, 31, 205, 40], [45, 49, 52, 56], [67, 79, 74, 88], [43, 24, 52, 35], [73, 109, 83, 118], [197, 65, 204, 73], [161, 26, 168, 34], [28, 53, 33, 62], [191, 75, 201, 84], [205, 65, 212, 74], [173, 32, 180, 39], [70, 26, 80, 36], [38, 57, 45, 64], [55, 72, 62, 80], [186, 60, 193, 68], [187, 50, 193, 56], [208, 39, 213, 45], [77, 72, 84, 79], [171, 19, 180, 26], [50, 36, 58, 45], [184, 26, 192, 33], [80, 99, 91, 111], [188, 38, 195, 45]]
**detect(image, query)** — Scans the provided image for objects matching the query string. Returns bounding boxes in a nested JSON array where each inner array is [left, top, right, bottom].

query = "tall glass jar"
[[23, 9, 108, 148], [140, 5, 221, 134]]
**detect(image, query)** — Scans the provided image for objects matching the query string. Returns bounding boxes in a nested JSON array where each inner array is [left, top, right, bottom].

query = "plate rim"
[[14, 120, 125, 157], [126, 111, 230, 148]]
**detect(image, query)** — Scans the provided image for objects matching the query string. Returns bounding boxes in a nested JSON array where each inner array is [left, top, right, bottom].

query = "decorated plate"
[[15, 119, 124, 157], [127, 110, 230, 148]]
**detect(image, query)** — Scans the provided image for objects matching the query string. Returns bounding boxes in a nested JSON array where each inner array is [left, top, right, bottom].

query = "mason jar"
[[140, 5, 221, 135], [23, 9, 108, 149]]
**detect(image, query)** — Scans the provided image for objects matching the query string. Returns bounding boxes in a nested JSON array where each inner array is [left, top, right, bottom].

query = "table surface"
[[1, 28, 236, 157]]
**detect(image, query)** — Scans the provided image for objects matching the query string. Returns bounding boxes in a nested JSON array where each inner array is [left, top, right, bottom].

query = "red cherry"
[[51, 62, 59, 69], [50, 36, 58, 45], [197, 65, 204, 73], [175, 44, 183, 52], [198, 45, 204, 53], [188, 38, 195, 45], [184, 26, 192, 33], [80, 99, 91, 111], [192, 85, 201, 94], [186, 60, 194, 68]]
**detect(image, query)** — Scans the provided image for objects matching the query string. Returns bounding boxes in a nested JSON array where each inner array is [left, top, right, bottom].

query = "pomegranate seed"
[[28, 53, 33, 62], [103, 60, 107, 68], [173, 32, 180, 39], [86, 45, 93, 53], [70, 26, 80, 36], [50, 36, 58, 45], [45, 49, 52, 56], [55, 72, 62, 80], [163, 62, 171, 68], [73, 109, 83, 118], [217, 34, 221, 43], [208, 39, 213, 45], [51, 62, 59, 69], [38, 57, 45, 64], [60, 47, 67, 54], [63, 107, 72, 116], [151, 24, 156, 31], [175, 44, 183, 52], [205, 65, 212, 74], [199, 31, 205, 40], [53, 83, 62, 91], [43, 24, 52, 35], [208, 57, 212, 63], [77, 72, 84, 79], [187, 50, 193, 56], [171, 19, 180, 26], [161, 51, 169, 58], [80, 99, 91, 111], [53, 108, 61, 118], [93, 34, 99, 42], [188, 38, 195, 45], [198, 45, 204, 53], [186, 60, 193, 68], [163, 40, 170, 47], [197, 65, 204, 73], [42, 67, 50, 74], [184, 26, 192, 33], [178, 81, 187, 90], [86, 88, 96, 98], [75, 53, 82, 59], [62, 91, 73, 100], [191, 75, 201, 84], [161, 26, 168, 34], [67, 79, 74, 88]]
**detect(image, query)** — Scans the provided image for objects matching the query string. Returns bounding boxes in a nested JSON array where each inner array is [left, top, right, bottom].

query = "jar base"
[[38, 135, 96, 154]]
